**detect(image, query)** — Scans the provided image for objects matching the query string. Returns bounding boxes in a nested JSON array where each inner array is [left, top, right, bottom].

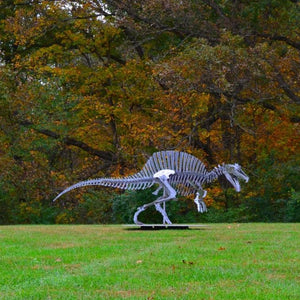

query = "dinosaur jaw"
[[224, 172, 241, 192], [232, 176, 241, 192]]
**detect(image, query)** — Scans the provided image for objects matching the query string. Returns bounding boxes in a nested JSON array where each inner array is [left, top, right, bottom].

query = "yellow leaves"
[[11, 54, 22, 70], [4, 7, 51, 47], [245, 191, 259, 199], [29, 44, 65, 66], [55, 213, 75, 224], [199, 129, 210, 140], [19, 203, 41, 221]]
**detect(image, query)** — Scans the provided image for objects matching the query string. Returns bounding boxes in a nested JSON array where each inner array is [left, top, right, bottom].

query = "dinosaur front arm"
[[194, 192, 207, 213]]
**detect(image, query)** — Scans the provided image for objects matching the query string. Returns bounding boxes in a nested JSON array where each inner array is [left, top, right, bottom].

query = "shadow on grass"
[[123, 224, 209, 231]]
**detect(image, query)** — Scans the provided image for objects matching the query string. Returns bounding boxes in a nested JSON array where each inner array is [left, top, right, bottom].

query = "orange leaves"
[[204, 186, 224, 208], [238, 103, 299, 163], [257, 117, 299, 161]]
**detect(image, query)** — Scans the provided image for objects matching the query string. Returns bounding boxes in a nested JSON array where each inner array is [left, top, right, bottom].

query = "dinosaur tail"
[[53, 177, 155, 202]]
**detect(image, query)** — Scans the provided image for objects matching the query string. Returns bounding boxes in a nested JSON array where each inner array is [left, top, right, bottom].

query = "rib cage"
[[138, 151, 208, 196]]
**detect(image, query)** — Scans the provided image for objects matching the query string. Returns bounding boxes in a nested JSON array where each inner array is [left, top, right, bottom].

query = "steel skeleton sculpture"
[[53, 151, 249, 225]]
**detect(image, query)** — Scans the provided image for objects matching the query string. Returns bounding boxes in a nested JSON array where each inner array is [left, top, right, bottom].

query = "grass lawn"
[[0, 223, 299, 299]]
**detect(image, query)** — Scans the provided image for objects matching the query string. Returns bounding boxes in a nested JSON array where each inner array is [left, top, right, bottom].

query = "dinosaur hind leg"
[[133, 198, 173, 225], [155, 202, 172, 224], [133, 206, 146, 225], [153, 176, 176, 224], [133, 197, 172, 225], [133, 176, 176, 225]]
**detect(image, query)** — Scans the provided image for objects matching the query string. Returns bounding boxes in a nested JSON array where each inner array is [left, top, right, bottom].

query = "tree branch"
[[275, 72, 300, 104], [201, 0, 231, 24], [20, 121, 116, 162], [255, 32, 300, 50]]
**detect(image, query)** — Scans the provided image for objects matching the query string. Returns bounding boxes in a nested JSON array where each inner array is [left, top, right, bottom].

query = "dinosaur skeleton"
[[53, 151, 249, 225]]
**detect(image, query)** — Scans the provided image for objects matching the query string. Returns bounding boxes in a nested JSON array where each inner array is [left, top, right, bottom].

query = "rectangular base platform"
[[123, 224, 207, 230], [141, 224, 189, 230]]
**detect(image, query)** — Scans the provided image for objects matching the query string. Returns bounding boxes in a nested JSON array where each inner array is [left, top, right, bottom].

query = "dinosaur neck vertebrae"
[[54, 151, 249, 225]]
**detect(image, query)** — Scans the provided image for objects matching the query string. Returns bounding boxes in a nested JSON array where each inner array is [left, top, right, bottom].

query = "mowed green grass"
[[0, 224, 299, 300]]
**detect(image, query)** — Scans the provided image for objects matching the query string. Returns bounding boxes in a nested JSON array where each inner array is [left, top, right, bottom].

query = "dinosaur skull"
[[223, 163, 249, 192]]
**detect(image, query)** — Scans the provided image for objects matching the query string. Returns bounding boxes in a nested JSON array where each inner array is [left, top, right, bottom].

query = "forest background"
[[0, 0, 299, 224]]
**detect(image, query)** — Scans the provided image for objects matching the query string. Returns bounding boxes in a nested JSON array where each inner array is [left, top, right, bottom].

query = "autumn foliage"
[[0, 0, 299, 224]]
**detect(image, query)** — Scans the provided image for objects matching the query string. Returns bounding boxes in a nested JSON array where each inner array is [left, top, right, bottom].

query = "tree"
[[0, 0, 299, 223]]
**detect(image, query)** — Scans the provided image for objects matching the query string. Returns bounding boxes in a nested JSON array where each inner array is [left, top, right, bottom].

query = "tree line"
[[0, 0, 299, 224]]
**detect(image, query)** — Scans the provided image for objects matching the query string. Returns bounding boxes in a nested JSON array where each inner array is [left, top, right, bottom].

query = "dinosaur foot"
[[133, 206, 146, 225]]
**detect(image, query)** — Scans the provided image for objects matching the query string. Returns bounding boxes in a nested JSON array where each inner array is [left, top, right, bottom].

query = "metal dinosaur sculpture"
[[53, 151, 249, 225]]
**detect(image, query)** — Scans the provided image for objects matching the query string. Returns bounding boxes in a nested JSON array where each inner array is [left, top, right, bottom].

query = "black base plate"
[[123, 224, 207, 230], [140, 224, 189, 230]]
